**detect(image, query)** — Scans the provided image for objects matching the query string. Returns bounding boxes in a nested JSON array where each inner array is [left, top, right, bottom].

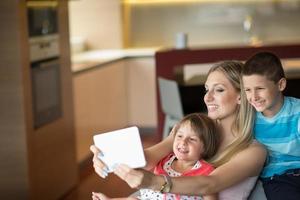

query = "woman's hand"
[[113, 164, 161, 190], [90, 145, 109, 178]]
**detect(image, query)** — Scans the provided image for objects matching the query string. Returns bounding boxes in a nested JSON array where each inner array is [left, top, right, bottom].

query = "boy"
[[242, 52, 300, 200]]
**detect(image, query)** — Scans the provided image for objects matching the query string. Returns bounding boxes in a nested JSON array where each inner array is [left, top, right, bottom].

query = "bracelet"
[[159, 174, 172, 193]]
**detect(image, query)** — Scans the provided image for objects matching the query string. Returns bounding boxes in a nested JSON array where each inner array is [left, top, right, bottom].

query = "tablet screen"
[[93, 126, 146, 172]]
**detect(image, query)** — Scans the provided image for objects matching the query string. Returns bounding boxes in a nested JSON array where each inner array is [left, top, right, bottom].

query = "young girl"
[[92, 113, 220, 200]]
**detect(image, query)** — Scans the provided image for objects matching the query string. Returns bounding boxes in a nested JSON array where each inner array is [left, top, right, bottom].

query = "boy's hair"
[[242, 52, 285, 83], [173, 113, 220, 160]]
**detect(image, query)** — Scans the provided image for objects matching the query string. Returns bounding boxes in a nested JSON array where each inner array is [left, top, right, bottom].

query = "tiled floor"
[[61, 133, 159, 200]]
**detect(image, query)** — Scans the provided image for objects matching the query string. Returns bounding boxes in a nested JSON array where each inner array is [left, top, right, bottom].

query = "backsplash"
[[124, 1, 300, 48]]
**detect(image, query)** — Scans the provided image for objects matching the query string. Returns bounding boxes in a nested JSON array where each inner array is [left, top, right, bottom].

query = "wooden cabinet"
[[0, 1, 77, 199], [73, 57, 157, 162], [73, 61, 128, 162], [125, 57, 156, 128]]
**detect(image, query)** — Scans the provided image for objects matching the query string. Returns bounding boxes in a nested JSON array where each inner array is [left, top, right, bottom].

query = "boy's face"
[[242, 74, 285, 117]]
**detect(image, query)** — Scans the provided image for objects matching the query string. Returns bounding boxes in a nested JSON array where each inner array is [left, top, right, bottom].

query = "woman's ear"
[[278, 78, 287, 92], [237, 95, 241, 105]]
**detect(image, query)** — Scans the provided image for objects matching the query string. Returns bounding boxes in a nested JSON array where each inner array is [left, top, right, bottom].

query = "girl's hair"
[[173, 113, 220, 160], [206, 61, 255, 167]]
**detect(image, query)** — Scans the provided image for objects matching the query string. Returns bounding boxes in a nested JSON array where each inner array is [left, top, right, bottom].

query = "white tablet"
[[93, 126, 146, 173]]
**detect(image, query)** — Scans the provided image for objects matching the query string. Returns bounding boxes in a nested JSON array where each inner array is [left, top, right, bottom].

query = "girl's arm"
[[114, 142, 266, 196], [143, 133, 174, 170], [90, 129, 174, 178]]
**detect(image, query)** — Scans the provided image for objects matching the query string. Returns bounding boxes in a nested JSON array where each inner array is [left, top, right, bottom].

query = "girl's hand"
[[90, 145, 109, 178], [92, 192, 110, 200], [113, 164, 159, 189]]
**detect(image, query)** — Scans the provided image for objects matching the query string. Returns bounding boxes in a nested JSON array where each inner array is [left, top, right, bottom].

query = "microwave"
[[27, 1, 58, 37], [27, 1, 60, 62]]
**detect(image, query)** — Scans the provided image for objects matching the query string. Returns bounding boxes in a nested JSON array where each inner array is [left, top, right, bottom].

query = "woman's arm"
[[114, 142, 267, 196], [203, 193, 217, 200]]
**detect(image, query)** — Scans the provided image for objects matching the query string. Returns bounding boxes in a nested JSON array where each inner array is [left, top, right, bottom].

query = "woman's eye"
[[216, 88, 224, 92]]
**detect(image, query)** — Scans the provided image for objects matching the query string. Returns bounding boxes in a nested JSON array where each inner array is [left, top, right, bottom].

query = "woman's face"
[[173, 122, 204, 162], [204, 70, 241, 121]]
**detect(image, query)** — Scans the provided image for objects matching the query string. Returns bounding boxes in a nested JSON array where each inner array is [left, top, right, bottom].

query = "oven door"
[[31, 57, 62, 128]]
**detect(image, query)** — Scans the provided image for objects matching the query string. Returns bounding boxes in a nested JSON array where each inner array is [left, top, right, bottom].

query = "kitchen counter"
[[71, 48, 159, 73], [180, 58, 300, 86]]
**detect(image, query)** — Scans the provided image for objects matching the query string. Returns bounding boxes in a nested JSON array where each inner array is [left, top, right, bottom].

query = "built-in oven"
[[31, 58, 62, 128], [27, 1, 62, 128]]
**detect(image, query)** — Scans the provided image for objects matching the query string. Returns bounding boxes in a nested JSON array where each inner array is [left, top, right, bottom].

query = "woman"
[[91, 61, 267, 199]]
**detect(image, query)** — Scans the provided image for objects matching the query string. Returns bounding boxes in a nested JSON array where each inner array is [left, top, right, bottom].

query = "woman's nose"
[[204, 91, 213, 102]]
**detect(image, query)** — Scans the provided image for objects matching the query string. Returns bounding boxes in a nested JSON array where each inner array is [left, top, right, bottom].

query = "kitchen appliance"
[[27, 1, 62, 128], [27, 1, 59, 62], [31, 58, 62, 128]]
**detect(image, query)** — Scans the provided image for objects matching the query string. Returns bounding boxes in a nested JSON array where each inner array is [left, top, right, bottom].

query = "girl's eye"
[[176, 134, 182, 138]]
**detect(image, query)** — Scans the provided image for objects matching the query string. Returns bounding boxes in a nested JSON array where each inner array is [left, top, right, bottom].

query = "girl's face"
[[204, 70, 241, 121], [173, 122, 204, 162]]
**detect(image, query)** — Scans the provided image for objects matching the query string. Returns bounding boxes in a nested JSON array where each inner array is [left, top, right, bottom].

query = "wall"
[[68, 0, 122, 50], [125, 1, 300, 48]]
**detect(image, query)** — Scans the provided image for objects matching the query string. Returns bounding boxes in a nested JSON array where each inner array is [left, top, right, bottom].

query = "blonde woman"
[[91, 61, 267, 199]]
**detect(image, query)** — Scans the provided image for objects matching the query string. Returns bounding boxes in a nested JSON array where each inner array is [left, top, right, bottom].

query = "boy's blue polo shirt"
[[254, 96, 300, 178]]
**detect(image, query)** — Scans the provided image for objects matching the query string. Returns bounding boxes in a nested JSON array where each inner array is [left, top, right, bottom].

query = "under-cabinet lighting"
[[27, 1, 58, 7], [123, 0, 298, 5]]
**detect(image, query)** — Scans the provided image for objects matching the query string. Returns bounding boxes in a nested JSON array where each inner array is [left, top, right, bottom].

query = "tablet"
[[93, 126, 146, 173]]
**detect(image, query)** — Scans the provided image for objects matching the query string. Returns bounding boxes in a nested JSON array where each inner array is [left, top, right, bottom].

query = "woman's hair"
[[173, 113, 220, 160], [206, 61, 255, 167]]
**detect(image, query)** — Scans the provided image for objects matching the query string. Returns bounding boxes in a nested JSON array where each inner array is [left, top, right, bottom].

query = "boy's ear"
[[278, 78, 287, 92]]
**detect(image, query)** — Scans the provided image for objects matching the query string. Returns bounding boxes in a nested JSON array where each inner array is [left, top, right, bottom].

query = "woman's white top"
[[219, 176, 258, 200]]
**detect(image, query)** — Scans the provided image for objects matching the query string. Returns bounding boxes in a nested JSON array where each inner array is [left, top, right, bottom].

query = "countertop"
[[71, 48, 158, 73], [180, 58, 300, 86]]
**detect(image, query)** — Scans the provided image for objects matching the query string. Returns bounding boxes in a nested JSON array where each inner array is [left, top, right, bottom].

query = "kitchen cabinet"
[[73, 60, 128, 162], [0, 1, 77, 199], [72, 56, 157, 163]]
